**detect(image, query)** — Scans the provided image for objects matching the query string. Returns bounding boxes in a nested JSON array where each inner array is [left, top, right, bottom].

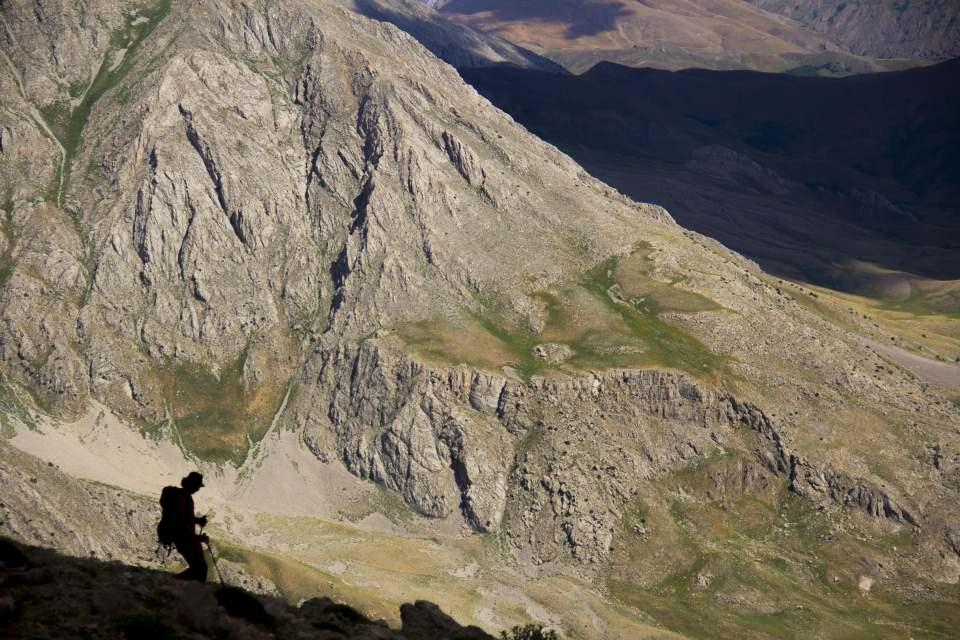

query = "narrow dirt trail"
[[0, 47, 67, 205]]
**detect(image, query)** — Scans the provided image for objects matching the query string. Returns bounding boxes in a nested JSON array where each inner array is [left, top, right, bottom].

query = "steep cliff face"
[[294, 343, 742, 555], [290, 338, 946, 567], [1, 0, 960, 627]]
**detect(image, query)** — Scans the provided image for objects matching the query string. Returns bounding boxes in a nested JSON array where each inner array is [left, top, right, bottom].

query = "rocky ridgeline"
[[0, 537, 495, 639], [292, 340, 930, 565]]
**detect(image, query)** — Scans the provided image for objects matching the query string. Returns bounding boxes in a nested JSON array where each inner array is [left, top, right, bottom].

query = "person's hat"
[[181, 471, 205, 489]]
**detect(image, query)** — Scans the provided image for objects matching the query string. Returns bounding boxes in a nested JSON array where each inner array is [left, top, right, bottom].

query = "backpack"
[[157, 485, 183, 548]]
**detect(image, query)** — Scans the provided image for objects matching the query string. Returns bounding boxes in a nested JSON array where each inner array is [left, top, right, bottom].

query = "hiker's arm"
[[179, 494, 200, 533], [195, 514, 208, 527]]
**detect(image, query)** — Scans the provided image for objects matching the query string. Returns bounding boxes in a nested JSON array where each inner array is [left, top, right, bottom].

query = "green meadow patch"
[[605, 452, 960, 639], [153, 349, 289, 465], [397, 245, 728, 382]]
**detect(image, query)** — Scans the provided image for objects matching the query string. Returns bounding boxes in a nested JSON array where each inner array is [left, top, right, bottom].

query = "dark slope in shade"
[[0, 537, 495, 639], [461, 59, 960, 287]]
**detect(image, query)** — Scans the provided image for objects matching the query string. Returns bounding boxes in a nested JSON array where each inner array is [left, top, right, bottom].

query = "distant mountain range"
[[419, 0, 959, 74], [744, 0, 960, 61], [349, 0, 563, 71]]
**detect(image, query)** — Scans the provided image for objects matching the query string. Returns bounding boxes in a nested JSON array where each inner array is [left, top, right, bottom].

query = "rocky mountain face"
[[415, 0, 930, 74], [1, 0, 657, 422], [2, 0, 960, 637], [745, 0, 960, 61]]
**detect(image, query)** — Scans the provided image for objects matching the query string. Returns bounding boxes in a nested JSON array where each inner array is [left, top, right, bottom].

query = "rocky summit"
[[1, 1, 959, 638]]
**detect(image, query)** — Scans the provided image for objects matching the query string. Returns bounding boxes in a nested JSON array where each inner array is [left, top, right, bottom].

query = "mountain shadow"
[[460, 58, 960, 293], [0, 537, 494, 639]]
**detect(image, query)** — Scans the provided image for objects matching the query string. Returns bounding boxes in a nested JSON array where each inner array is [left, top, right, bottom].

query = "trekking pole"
[[205, 539, 227, 586], [199, 520, 227, 586]]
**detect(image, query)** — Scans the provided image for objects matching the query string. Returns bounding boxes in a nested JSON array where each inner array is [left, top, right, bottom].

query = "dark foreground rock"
[[0, 538, 493, 640]]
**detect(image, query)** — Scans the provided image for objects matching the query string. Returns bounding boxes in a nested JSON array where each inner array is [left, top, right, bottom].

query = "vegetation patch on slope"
[[211, 513, 679, 638], [0, 375, 36, 435], [787, 276, 960, 368], [397, 245, 728, 382], [606, 451, 960, 639], [152, 345, 292, 465]]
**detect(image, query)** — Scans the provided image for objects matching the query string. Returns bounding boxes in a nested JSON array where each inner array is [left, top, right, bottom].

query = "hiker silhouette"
[[157, 472, 209, 582]]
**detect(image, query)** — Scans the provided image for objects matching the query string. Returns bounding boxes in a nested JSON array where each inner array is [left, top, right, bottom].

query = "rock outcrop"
[[290, 338, 944, 564]]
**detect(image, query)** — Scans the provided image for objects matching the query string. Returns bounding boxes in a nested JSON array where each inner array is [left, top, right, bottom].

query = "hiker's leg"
[[195, 546, 209, 582], [173, 538, 190, 579], [185, 540, 207, 582], [174, 538, 207, 582]]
